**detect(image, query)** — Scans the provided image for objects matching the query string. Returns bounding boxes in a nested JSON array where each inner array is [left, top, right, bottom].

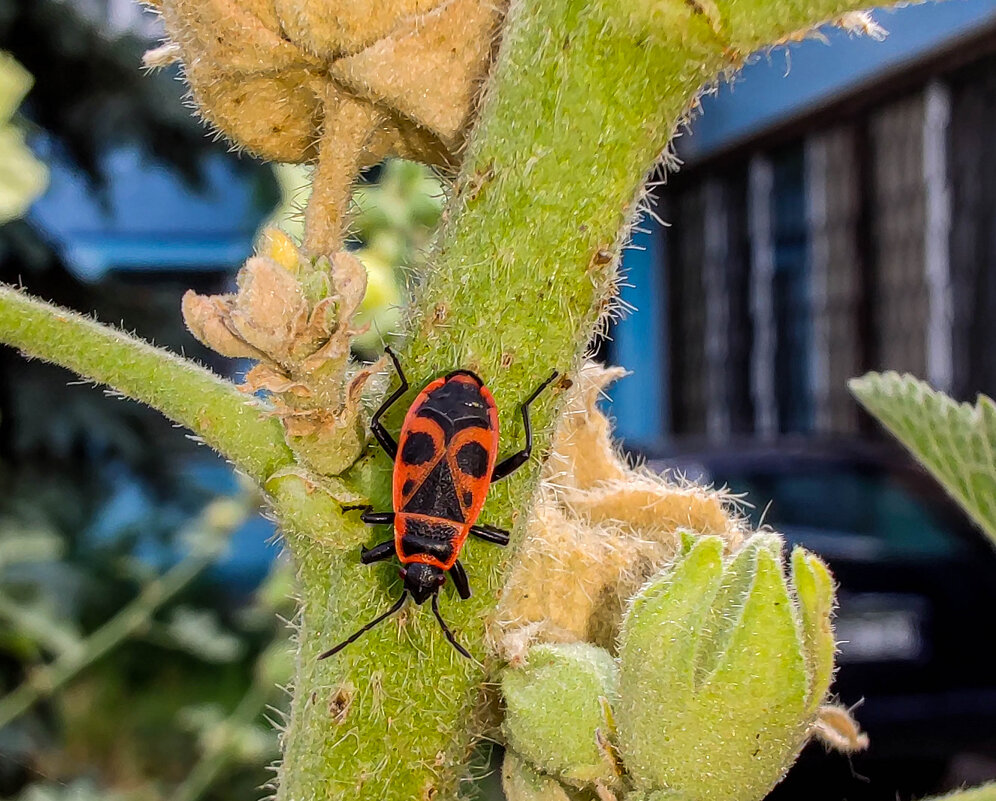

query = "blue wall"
[[28, 140, 273, 281], [682, 0, 996, 163]]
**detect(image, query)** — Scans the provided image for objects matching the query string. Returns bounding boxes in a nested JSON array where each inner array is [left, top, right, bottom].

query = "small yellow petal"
[[262, 228, 303, 274]]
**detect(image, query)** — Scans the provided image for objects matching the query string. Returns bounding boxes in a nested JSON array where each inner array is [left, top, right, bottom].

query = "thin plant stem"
[[0, 284, 294, 484], [169, 679, 273, 801], [0, 593, 82, 657], [0, 496, 255, 729], [0, 553, 210, 728]]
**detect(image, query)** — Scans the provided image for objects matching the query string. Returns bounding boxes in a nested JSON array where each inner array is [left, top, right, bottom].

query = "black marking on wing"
[[403, 460, 464, 521], [416, 381, 493, 437], [401, 431, 436, 465], [456, 441, 489, 478]]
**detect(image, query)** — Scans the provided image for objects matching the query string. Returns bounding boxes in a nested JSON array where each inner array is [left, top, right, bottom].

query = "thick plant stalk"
[[276, 0, 874, 799], [0, 284, 293, 483]]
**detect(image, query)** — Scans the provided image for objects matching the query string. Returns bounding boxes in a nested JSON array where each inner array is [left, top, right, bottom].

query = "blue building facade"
[[609, 0, 996, 450]]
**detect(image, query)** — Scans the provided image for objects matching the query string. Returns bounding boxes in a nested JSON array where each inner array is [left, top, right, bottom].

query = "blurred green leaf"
[[0, 526, 63, 567], [0, 52, 48, 223], [15, 779, 144, 801], [850, 372, 996, 547], [163, 608, 245, 664]]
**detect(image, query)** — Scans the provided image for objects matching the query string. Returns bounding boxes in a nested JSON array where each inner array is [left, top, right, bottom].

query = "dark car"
[[645, 438, 996, 800]]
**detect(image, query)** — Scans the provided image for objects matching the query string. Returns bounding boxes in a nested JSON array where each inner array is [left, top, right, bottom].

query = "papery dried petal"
[[243, 364, 313, 398], [274, 0, 449, 57], [229, 256, 310, 360], [329, 0, 502, 143], [331, 249, 370, 322], [181, 290, 261, 359], [546, 364, 631, 490]]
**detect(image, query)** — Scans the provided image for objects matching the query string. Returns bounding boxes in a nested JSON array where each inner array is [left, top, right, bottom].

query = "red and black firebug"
[[319, 348, 557, 660]]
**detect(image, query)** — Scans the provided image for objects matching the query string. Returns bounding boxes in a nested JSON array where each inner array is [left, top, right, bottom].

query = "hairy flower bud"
[[182, 230, 377, 475], [502, 643, 621, 789], [617, 534, 837, 801], [502, 752, 581, 801]]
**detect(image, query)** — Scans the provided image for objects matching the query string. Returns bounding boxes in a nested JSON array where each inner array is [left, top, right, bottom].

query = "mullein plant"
[[0, 0, 914, 798]]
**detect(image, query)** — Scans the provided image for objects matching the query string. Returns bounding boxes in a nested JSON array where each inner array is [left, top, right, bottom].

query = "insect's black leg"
[[450, 560, 472, 600], [370, 346, 409, 459], [318, 593, 407, 660], [469, 523, 510, 547], [491, 370, 559, 482], [360, 540, 396, 564], [432, 593, 472, 659], [360, 511, 395, 526]]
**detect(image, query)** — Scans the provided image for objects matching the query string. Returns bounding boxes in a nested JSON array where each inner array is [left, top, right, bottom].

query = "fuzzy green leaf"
[[850, 372, 996, 547]]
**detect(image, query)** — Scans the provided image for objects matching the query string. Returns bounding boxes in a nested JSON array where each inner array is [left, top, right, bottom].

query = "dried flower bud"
[[182, 230, 378, 475], [151, 0, 501, 248], [494, 365, 746, 654], [812, 704, 869, 753]]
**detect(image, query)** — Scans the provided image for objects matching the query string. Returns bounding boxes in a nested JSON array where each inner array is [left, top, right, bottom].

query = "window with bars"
[[771, 145, 815, 434], [626, 46, 996, 446], [949, 53, 996, 403], [666, 186, 709, 437]]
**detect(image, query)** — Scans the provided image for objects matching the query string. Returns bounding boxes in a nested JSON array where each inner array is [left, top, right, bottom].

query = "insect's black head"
[[402, 563, 445, 605]]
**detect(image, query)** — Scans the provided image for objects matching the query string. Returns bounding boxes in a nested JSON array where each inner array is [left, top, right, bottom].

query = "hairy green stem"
[[0, 284, 293, 483], [276, 0, 871, 799]]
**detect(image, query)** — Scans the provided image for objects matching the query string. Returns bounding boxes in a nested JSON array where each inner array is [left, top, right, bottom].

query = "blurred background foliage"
[[0, 2, 441, 798]]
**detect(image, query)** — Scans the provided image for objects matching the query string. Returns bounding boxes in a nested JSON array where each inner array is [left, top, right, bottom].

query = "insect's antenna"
[[318, 593, 408, 660], [431, 593, 472, 659]]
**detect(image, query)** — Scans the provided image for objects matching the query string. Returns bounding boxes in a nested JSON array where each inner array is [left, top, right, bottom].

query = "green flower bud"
[[617, 534, 836, 801], [502, 642, 621, 788]]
